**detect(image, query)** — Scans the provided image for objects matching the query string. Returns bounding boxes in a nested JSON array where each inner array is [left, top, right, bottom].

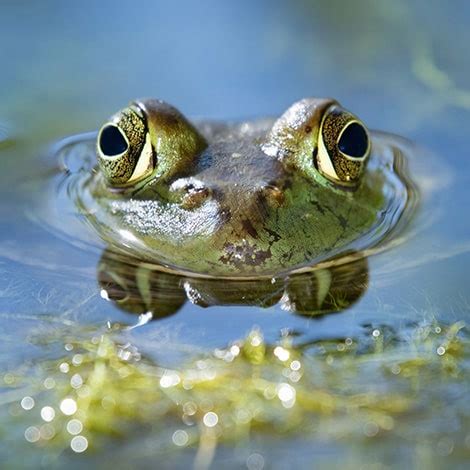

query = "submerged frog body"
[[78, 97, 410, 277]]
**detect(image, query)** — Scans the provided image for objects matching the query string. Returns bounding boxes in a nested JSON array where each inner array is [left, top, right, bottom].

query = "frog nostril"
[[260, 184, 285, 208], [181, 185, 211, 209], [99, 124, 128, 156], [169, 178, 213, 209]]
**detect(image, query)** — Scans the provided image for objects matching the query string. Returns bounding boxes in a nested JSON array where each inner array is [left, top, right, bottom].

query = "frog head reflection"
[[97, 249, 369, 321]]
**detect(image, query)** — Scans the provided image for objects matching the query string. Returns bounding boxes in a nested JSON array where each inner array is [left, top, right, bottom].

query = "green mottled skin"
[[84, 98, 400, 277]]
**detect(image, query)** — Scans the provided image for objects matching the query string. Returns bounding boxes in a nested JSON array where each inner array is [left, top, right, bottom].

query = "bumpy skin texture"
[[85, 98, 398, 277]]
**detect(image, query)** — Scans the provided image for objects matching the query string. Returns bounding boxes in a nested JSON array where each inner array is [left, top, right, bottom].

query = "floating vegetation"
[[2, 320, 470, 464]]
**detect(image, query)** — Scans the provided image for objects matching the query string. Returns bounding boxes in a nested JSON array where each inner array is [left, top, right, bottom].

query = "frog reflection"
[[97, 249, 369, 319]]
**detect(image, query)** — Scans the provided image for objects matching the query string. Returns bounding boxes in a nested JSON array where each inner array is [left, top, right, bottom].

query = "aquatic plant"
[[2, 320, 469, 466]]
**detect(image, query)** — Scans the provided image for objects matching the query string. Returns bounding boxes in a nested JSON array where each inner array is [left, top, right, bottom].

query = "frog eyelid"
[[129, 103, 145, 119], [316, 125, 339, 182], [125, 106, 156, 184], [127, 131, 155, 184], [315, 107, 341, 182]]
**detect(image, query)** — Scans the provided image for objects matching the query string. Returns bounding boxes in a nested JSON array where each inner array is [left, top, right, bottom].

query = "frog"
[[78, 97, 411, 278]]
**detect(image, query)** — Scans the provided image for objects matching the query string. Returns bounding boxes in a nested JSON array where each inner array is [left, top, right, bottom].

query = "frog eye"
[[97, 106, 155, 187], [316, 105, 371, 185]]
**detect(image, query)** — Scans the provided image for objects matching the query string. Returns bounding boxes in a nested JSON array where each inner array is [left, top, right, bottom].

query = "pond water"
[[1, 1, 470, 468]]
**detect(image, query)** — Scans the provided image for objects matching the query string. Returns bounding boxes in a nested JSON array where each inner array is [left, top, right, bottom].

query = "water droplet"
[[263, 386, 276, 400], [381, 416, 395, 431], [70, 435, 88, 453], [72, 354, 84, 366], [230, 345, 240, 356], [66, 419, 83, 435], [160, 371, 181, 388], [247, 453, 265, 470], [20, 396, 35, 410], [273, 346, 290, 362], [277, 383, 296, 408], [290, 360, 301, 371], [44, 377, 56, 389], [70, 374, 83, 389], [183, 401, 197, 416], [363, 421, 379, 437], [101, 395, 116, 410], [289, 371, 302, 382], [24, 426, 40, 443], [172, 430, 189, 446], [60, 398, 77, 416], [203, 412, 218, 427], [40, 406, 55, 422], [3, 373, 15, 385], [100, 289, 110, 301], [40, 424, 55, 440]]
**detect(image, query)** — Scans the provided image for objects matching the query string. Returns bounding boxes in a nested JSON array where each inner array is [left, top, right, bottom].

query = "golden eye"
[[97, 106, 155, 187], [316, 105, 370, 185]]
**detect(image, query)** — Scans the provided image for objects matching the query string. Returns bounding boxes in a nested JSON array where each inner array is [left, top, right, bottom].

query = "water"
[[1, 1, 470, 468]]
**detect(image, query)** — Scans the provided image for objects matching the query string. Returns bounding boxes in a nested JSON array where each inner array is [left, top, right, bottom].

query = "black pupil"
[[338, 122, 368, 158], [99, 125, 128, 156]]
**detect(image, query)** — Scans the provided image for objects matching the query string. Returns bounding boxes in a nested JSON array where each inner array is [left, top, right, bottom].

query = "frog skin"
[[83, 97, 406, 277]]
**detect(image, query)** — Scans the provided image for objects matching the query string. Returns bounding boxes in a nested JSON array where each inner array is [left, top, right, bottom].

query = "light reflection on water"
[[1, 0, 470, 468]]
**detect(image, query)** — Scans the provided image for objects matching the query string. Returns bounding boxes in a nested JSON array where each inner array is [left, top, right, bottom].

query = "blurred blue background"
[[1, 0, 469, 143]]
